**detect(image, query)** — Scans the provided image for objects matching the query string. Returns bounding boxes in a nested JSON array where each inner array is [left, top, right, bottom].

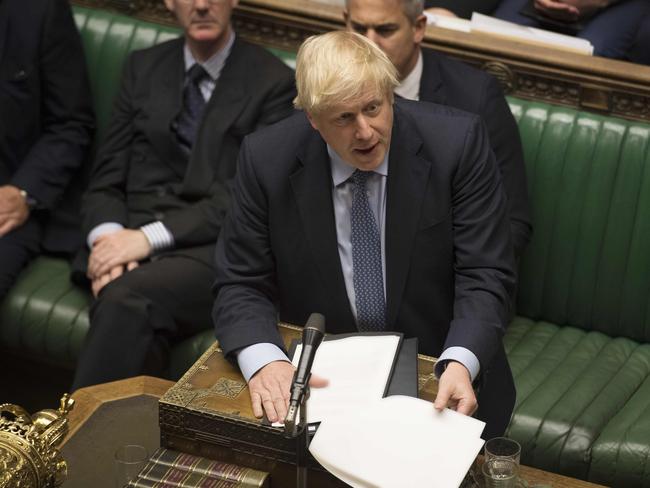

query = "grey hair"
[[345, 0, 424, 24]]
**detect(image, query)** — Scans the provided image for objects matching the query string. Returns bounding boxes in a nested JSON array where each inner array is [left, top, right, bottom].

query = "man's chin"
[[188, 26, 223, 43]]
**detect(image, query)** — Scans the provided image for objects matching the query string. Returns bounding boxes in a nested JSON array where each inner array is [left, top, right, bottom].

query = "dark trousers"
[[71, 254, 215, 390], [0, 217, 42, 300]]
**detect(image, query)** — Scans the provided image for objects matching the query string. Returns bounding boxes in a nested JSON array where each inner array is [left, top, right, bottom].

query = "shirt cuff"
[[87, 222, 124, 248], [237, 343, 290, 382], [140, 221, 175, 252], [434, 346, 480, 382]]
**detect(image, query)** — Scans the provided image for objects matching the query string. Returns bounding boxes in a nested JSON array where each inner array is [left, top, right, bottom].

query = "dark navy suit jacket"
[[0, 0, 94, 253], [214, 100, 517, 439], [419, 48, 531, 260]]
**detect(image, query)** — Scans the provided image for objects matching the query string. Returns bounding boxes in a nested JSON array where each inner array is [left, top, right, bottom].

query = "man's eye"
[[366, 104, 379, 114], [375, 26, 397, 37], [351, 24, 367, 34]]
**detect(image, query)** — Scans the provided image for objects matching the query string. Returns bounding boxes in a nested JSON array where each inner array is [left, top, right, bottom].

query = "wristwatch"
[[19, 189, 39, 210]]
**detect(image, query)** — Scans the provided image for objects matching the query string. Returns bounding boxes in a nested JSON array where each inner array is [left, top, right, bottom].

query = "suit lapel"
[[385, 105, 432, 329], [144, 39, 187, 178], [290, 131, 357, 333], [419, 49, 446, 105], [184, 39, 248, 194]]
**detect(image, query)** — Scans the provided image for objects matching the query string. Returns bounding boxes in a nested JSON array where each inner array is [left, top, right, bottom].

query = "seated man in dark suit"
[[344, 0, 532, 261], [71, 0, 296, 389], [0, 0, 94, 300], [214, 31, 517, 440]]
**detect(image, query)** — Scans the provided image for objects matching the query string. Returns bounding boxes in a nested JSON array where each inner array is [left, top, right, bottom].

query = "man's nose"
[[194, 0, 209, 10], [365, 29, 380, 45], [354, 115, 373, 140]]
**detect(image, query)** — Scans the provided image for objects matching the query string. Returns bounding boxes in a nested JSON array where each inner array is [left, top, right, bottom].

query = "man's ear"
[[413, 14, 427, 44], [306, 112, 320, 131], [163, 0, 175, 13], [343, 10, 350, 26]]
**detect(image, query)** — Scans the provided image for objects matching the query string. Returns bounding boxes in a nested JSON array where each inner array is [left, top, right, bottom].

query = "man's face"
[[308, 90, 393, 171], [345, 0, 426, 80], [164, 0, 237, 52]]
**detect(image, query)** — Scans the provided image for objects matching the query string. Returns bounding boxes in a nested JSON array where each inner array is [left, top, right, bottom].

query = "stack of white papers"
[[425, 11, 593, 56], [289, 335, 485, 487], [470, 13, 593, 55], [291, 334, 401, 423]]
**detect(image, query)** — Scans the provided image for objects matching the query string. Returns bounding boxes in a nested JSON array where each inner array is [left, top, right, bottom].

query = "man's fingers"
[[309, 373, 329, 388], [250, 391, 264, 419], [109, 265, 124, 280], [433, 383, 451, 411], [261, 396, 279, 423], [127, 261, 139, 271]]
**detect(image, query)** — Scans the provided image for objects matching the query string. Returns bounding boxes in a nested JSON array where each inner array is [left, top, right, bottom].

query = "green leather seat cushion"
[[0, 256, 215, 380], [505, 318, 650, 485]]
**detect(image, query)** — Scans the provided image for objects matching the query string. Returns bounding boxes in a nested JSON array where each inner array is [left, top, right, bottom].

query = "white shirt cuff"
[[87, 222, 124, 248], [435, 346, 480, 382], [237, 343, 290, 382], [140, 221, 175, 252]]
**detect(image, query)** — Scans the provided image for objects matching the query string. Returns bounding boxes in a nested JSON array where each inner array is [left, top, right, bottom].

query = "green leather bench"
[[1, 5, 650, 487], [505, 102, 650, 487]]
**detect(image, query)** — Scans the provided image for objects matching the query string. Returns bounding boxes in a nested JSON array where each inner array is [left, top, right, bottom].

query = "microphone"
[[284, 313, 325, 437]]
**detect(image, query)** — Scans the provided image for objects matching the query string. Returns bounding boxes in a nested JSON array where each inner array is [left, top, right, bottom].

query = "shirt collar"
[[394, 49, 422, 101], [183, 31, 236, 80], [328, 145, 389, 187]]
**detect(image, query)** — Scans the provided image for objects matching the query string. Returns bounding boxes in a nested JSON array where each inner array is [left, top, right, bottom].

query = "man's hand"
[[91, 261, 139, 297], [248, 361, 329, 423], [0, 185, 30, 237], [561, 0, 610, 19], [87, 229, 152, 279], [534, 0, 580, 21], [433, 361, 478, 416]]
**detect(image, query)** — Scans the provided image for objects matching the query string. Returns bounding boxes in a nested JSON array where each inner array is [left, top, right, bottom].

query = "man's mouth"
[[354, 143, 377, 155]]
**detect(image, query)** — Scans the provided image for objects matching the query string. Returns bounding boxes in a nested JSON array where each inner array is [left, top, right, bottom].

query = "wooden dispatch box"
[[159, 323, 440, 488]]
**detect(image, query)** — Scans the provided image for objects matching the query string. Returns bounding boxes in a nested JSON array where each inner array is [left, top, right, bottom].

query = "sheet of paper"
[[470, 13, 594, 55], [309, 396, 485, 488], [291, 334, 401, 424], [425, 13, 472, 33]]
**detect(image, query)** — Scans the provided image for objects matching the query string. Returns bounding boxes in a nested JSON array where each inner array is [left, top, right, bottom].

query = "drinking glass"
[[482, 457, 519, 488], [484, 437, 521, 465], [114, 444, 148, 487]]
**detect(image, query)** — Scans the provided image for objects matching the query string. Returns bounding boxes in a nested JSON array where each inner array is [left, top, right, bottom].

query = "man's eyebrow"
[[350, 20, 398, 31]]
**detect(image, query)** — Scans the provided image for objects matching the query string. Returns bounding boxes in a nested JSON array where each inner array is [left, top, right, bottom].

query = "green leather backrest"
[[72, 7, 181, 142], [509, 99, 650, 342]]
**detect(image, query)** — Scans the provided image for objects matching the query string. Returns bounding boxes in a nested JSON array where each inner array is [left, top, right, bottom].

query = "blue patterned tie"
[[350, 170, 387, 331], [176, 63, 209, 152]]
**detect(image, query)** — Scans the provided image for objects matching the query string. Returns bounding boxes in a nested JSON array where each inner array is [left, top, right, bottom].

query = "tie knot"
[[351, 170, 372, 189], [187, 63, 208, 85]]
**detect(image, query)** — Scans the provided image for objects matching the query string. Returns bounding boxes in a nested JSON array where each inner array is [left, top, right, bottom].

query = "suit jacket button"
[[154, 212, 165, 220]]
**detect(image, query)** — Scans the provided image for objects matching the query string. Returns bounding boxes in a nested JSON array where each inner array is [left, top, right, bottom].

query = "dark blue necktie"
[[350, 170, 387, 331], [176, 63, 209, 152]]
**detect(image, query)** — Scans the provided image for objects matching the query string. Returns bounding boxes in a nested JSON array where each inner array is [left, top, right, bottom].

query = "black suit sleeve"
[[213, 138, 286, 357], [162, 74, 296, 247], [11, 0, 94, 208], [479, 76, 532, 260], [82, 54, 136, 233], [446, 116, 517, 370]]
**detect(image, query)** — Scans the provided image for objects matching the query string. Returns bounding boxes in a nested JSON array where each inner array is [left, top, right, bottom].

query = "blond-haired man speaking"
[[213, 31, 516, 440]]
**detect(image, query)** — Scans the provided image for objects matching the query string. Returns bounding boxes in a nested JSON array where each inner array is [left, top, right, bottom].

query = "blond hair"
[[294, 31, 399, 115]]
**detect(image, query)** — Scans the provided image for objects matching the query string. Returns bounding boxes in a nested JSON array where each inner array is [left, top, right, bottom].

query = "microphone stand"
[[296, 385, 310, 488]]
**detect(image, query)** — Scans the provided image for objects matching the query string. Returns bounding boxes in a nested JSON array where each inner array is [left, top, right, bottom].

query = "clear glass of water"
[[482, 457, 519, 488], [114, 444, 148, 487], [484, 437, 521, 465]]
